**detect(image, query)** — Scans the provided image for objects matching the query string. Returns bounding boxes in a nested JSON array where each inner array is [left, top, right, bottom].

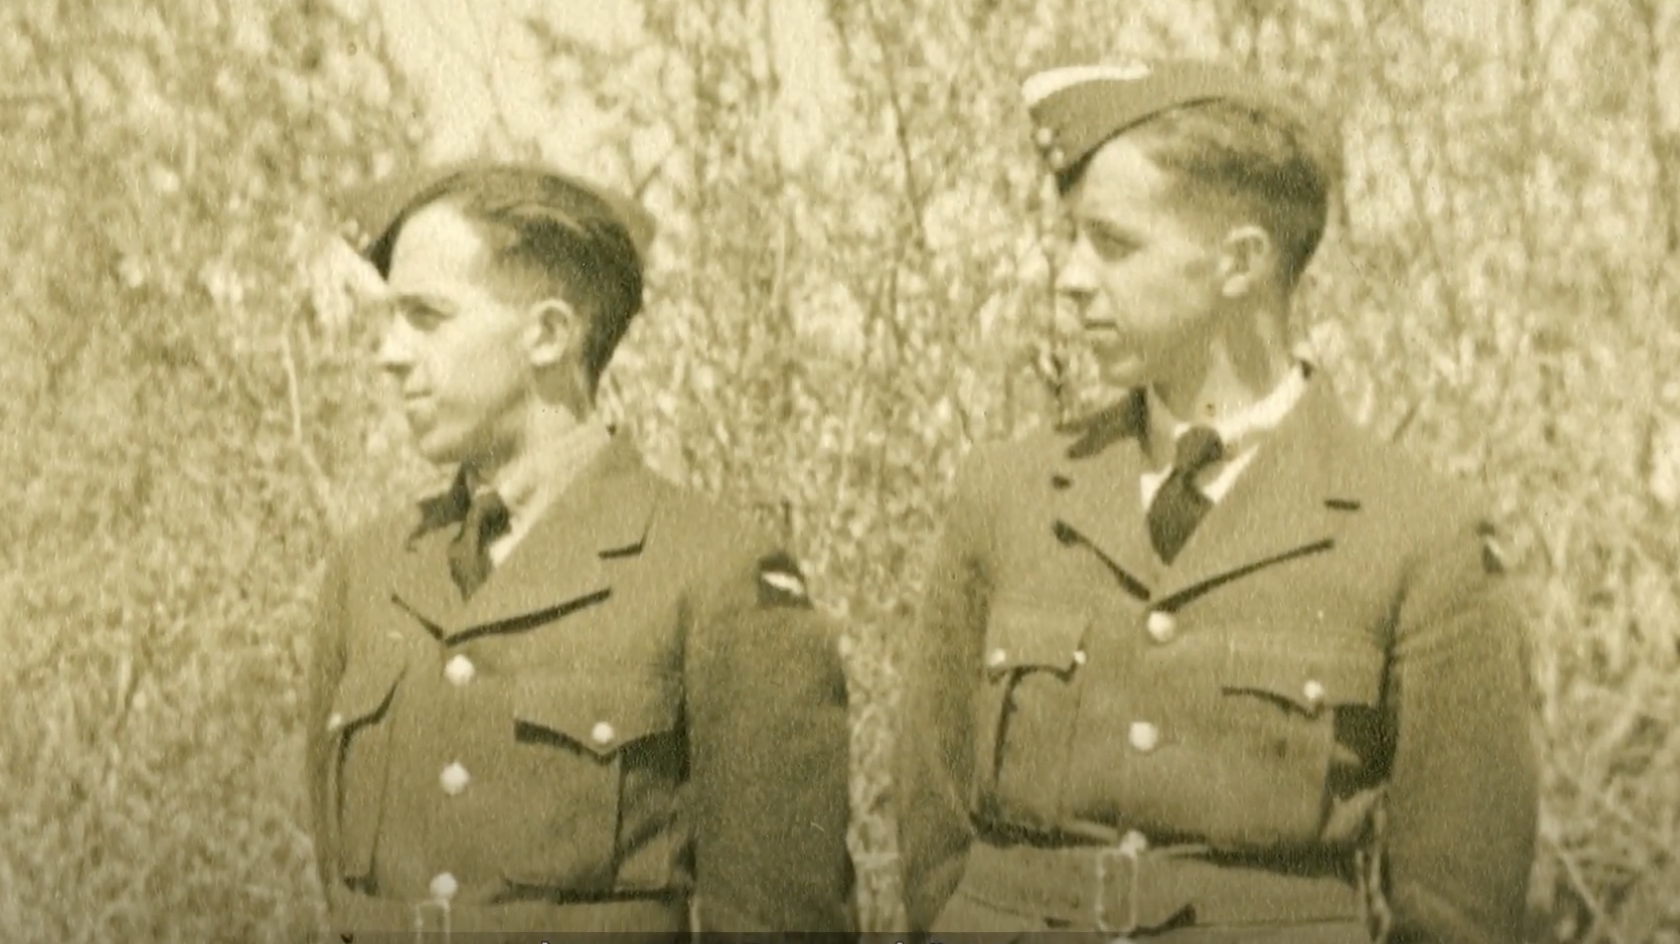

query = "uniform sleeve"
[[303, 541, 351, 898], [896, 451, 996, 932], [686, 533, 856, 937], [1384, 511, 1539, 944]]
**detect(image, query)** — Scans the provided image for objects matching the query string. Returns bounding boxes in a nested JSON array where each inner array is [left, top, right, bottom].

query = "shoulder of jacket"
[[654, 491, 822, 615], [330, 504, 416, 559], [1326, 420, 1503, 573], [643, 479, 772, 552], [955, 426, 1071, 489]]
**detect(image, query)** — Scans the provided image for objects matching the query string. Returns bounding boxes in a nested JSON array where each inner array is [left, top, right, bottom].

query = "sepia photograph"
[[1, 0, 1674, 941]]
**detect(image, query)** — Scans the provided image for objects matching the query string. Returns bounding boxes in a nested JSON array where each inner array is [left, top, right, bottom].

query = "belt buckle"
[[1092, 830, 1149, 940], [410, 897, 451, 941]]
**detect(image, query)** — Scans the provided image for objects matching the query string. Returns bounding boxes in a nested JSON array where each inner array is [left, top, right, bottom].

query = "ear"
[[1215, 224, 1277, 299], [524, 297, 577, 369]]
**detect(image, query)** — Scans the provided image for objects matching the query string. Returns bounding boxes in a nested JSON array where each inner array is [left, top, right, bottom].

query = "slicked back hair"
[[1060, 99, 1336, 291], [366, 166, 645, 390]]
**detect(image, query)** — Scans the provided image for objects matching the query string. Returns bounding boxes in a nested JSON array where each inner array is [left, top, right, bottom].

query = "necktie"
[[448, 489, 510, 599], [1147, 426, 1226, 564]]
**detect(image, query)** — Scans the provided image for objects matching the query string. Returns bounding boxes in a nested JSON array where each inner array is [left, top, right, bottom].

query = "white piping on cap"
[[1022, 62, 1153, 106]]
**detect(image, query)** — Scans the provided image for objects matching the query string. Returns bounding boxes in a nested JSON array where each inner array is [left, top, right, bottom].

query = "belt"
[[327, 885, 689, 943], [957, 836, 1362, 936]]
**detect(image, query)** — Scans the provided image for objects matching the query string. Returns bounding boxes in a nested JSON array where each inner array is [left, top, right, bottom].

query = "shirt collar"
[[466, 417, 613, 530], [1146, 362, 1309, 461]]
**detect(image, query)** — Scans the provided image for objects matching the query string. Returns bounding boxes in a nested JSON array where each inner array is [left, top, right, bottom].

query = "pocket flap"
[[1219, 635, 1385, 713], [327, 660, 404, 733], [511, 673, 681, 758], [983, 600, 1089, 673]]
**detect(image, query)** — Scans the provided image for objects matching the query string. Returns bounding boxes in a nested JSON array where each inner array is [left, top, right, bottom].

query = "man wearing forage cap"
[[303, 162, 855, 940], [897, 61, 1537, 943]]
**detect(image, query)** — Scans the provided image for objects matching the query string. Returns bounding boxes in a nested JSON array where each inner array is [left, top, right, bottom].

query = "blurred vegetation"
[[1, 0, 1676, 942]]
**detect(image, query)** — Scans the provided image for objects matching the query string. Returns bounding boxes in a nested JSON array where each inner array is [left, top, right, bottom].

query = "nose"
[[1055, 234, 1098, 312], [375, 312, 415, 377]]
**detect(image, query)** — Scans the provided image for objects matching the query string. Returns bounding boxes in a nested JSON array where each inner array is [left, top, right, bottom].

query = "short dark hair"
[[1062, 98, 1335, 289], [366, 165, 645, 388]]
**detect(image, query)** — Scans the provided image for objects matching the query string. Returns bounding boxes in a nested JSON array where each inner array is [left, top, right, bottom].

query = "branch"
[[854, 0, 931, 256], [1387, 397, 1423, 444], [633, 140, 678, 200], [1633, 0, 1680, 260], [1541, 831, 1628, 944], [280, 329, 334, 522]]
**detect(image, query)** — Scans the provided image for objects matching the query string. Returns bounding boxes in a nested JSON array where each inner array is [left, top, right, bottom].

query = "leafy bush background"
[[2, 0, 1677, 941]]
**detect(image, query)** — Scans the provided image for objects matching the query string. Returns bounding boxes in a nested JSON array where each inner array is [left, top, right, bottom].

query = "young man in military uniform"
[[896, 60, 1538, 944], [304, 163, 855, 941]]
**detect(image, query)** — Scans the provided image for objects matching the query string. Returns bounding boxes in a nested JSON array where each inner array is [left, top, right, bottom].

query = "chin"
[[1095, 355, 1152, 390], [410, 430, 468, 467]]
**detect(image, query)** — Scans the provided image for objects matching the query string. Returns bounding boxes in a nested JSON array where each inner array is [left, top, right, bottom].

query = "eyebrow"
[[1074, 214, 1142, 243], [392, 292, 460, 314]]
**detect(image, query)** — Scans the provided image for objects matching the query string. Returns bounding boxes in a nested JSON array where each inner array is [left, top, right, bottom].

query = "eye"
[[1083, 225, 1138, 260], [398, 300, 449, 329]]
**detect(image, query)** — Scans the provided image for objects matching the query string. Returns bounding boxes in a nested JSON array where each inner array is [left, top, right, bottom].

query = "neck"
[[1153, 304, 1294, 426], [465, 393, 593, 500]]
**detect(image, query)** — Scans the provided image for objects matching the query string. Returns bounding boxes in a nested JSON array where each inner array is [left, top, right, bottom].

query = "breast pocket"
[[975, 600, 1089, 830], [327, 659, 405, 882], [497, 673, 683, 890], [1201, 634, 1386, 847]]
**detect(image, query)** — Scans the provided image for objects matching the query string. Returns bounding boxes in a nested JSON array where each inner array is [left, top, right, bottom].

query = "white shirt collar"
[[1138, 363, 1310, 508], [466, 418, 612, 563], [1146, 362, 1310, 462]]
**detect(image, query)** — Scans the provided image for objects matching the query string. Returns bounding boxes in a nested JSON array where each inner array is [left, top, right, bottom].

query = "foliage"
[[2, 0, 1678, 941], [0, 0, 421, 940]]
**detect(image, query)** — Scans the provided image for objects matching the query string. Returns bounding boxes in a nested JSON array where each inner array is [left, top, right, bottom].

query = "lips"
[[1081, 322, 1127, 344], [400, 394, 433, 420]]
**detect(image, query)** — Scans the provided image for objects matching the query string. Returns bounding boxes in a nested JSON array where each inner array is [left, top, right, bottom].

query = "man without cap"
[[302, 164, 855, 941], [896, 60, 1538, 944]]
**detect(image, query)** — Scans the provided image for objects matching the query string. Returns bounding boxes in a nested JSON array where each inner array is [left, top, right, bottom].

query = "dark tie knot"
[[1174, 426, 1225, 477], [450, 489, 511, 599], [464, 489, 511, 541], [1148, 426, 1225, 565]]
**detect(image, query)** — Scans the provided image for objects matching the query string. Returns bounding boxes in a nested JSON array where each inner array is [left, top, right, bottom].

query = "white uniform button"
[[443, 654, 476, 686], [986, 648, 1009, 668], [1048, 147, 1067, 168], [591, 721, 616, 746], [1072, 649, 1088, 667], [1128, 721, 1160, 753], [439, 762, 471, 796], [325, 712, 345, 732], [428, 871, 459, 902], [1034, 126, 1055, 147], [1119, 829, 1150, 855], [1302, 679, 1326, 709], [1145, 610, 1176, 643]]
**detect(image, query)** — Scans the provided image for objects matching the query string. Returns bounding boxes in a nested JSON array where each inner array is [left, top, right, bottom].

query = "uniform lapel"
[[385, 436, 657, 640], [388, 475, 472, 633], [447, 435, 655, 639], [1049, 391, 1159, 599], [1152, 382, 1357, 607]]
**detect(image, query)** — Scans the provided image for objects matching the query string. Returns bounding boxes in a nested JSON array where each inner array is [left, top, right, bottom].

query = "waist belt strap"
[[959, 839, 1362, 934], [327, 885, 688, 943]]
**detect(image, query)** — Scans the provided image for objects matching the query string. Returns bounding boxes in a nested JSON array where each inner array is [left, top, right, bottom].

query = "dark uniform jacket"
[[305, 435, 855, 941], [898, 376, 1538, 944]]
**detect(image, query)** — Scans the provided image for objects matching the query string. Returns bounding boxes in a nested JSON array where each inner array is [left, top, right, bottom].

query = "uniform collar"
[[1145, 361, 1310, 463], [469, 417, 612, 533], [395, 432, 657, 639], [412, 417, 613, 542]]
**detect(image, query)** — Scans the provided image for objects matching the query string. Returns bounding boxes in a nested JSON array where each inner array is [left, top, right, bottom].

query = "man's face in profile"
[[375, 202, 535, 468]]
